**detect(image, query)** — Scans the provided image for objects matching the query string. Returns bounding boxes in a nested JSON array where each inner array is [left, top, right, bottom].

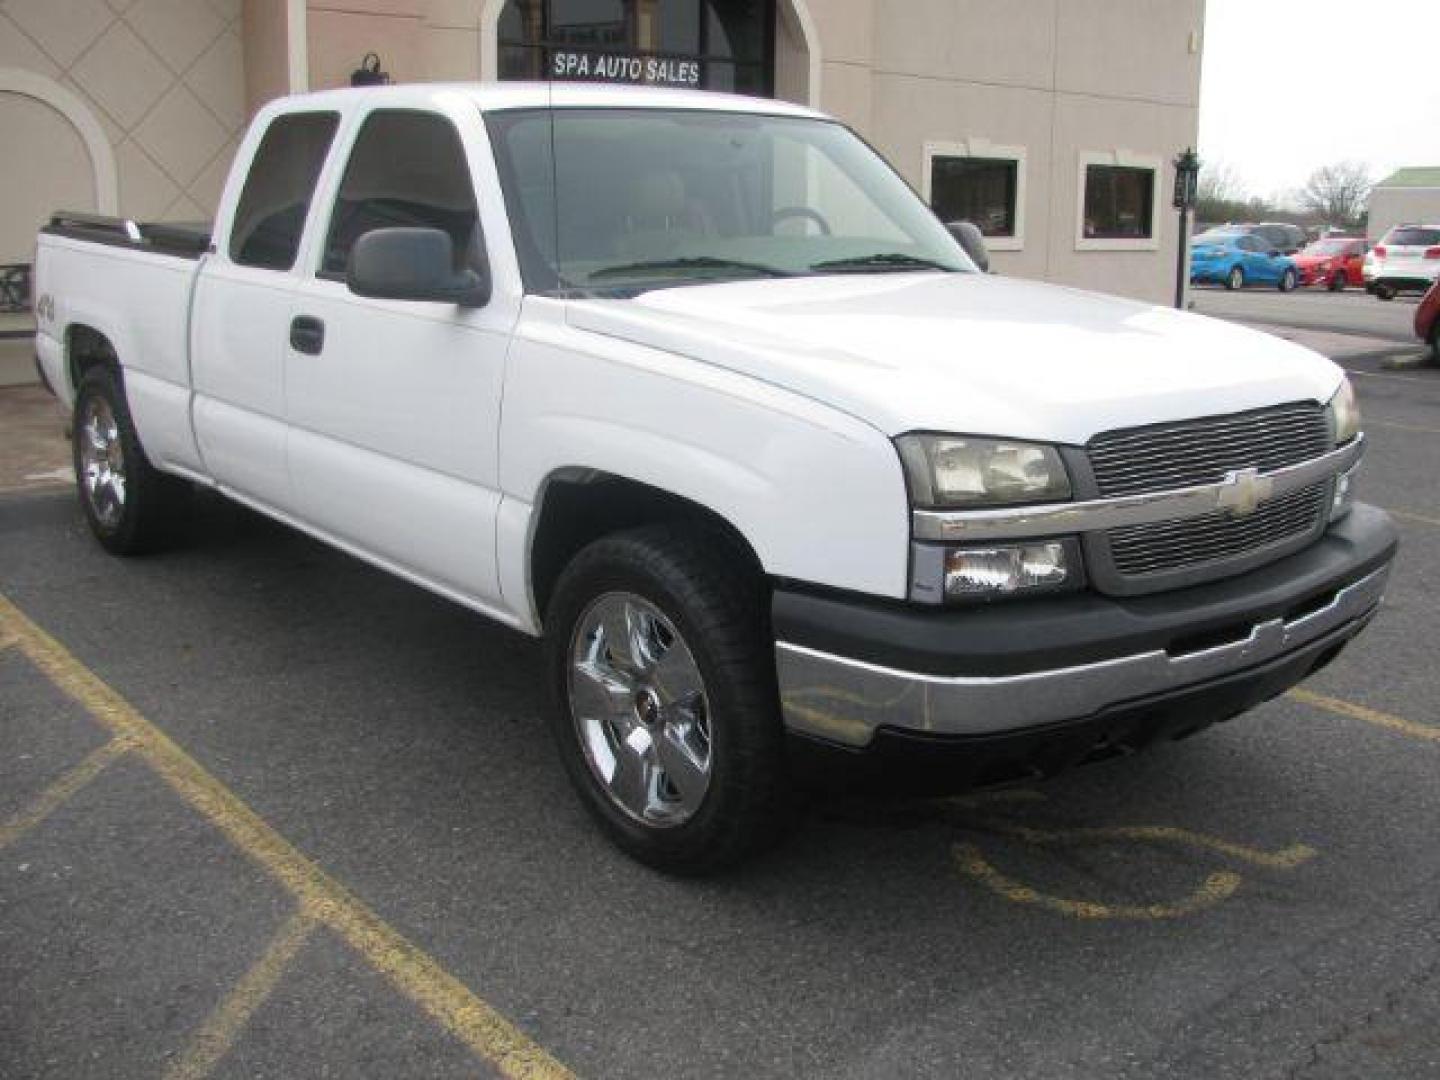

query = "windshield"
[[485, 107, 974, 295]]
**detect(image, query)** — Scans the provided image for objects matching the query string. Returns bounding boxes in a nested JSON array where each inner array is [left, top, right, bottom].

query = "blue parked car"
[[1190, 230, 1299, 292]]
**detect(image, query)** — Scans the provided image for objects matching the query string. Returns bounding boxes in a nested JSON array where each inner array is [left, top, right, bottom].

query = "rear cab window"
[[1384, 227, 1440, 247], [229, 112, 340, 270]]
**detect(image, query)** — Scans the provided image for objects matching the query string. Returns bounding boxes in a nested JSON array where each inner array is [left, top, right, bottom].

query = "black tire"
[[544, 524, 787, 874], [1328, 271, 1345, 292], [1278, 268, 1297, 292], [1376, 285, 1396, 301], [1225, 265, 1244, 291], [72, 366, 187, 555]]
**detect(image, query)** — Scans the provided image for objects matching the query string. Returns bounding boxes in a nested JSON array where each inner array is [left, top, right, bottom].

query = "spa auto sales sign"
[[551, 50, 702, 88]]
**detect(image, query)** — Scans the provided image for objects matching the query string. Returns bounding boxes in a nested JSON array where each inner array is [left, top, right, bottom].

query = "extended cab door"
[[191, 110, 340, 509], [283, 106, 517, 607]]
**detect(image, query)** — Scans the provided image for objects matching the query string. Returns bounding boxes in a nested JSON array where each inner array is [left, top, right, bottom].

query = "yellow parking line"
[[162, 906, 320, 1080], [954, 843, 1242, 921], [1289, 687, 1440, 743], [1369, 418, 1440, 436], [1384, 507, 1440, 529], [0, 735, 136, 850], [0, 593, 575, 1080], [990, 823, 1317, 870]]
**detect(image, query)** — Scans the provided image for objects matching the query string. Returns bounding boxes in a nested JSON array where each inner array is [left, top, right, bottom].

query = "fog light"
[[1331, 467, 1357, 522], [945, 541, 1074, 599]]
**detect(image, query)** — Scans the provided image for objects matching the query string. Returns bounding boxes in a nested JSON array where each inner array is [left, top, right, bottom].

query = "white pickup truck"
[[33, 83, 1396, 873]]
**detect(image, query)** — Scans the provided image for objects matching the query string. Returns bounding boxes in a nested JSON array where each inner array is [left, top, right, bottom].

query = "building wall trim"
[[0, 67, 117, 215]]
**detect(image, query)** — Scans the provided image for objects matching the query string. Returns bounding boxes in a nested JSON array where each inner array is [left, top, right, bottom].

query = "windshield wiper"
[[588, 257, 791, 281], [810, 253, 956, 273]]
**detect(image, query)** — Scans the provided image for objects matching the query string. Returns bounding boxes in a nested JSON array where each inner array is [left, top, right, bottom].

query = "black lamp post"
[[1172, 147, 1201, 309]]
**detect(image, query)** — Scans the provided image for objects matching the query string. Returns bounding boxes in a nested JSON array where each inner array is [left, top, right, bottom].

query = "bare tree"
[[1198, 161, 1246, 205], [1298, 161, 1374, 226]]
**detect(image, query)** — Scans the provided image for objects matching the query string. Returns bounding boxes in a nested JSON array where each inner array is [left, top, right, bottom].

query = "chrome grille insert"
[[1087, 403, 1331, 586], [1089, 402, 1331, 496]]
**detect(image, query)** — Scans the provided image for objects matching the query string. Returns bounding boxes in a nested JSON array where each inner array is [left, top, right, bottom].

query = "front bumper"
[[774, 504, 1396, 753]]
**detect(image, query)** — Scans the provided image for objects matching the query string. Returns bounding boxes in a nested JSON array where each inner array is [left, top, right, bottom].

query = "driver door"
[[283, 107, 514, 607]]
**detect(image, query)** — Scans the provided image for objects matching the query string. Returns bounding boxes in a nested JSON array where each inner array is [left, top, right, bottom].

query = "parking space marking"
[[1384, 507, 1440, 529], [987, 823, 1317, 870], [1369, 418, 1440, 436], [162, 906, 320, 1080], [954, 843, 1242, 921], [0, 734, 136, 850], [947, 793, 1316, 921], [1290, 687, 1440, 743], [0, 592, 576, 1080]]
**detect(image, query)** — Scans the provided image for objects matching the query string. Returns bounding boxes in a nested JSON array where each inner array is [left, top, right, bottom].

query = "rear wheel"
[[1376, 285, 1396, 301], [1225, 265, 1245, 291], [72, 367, 187, 555], [545, 524, 788, 874], [1328, 270, 1345, 292]]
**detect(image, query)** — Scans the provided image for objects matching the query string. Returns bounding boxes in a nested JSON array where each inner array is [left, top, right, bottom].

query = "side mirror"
[[946, 221, 990, 273], [346, 227, 490, 307]]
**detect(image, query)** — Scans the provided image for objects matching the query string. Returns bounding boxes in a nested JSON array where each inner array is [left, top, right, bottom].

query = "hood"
[[1292, 253, 1332, 267], [565, 273, 1342, 445]]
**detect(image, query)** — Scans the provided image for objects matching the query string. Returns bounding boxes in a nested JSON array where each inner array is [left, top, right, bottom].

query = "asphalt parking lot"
[[3, 292, 1440, 1079]]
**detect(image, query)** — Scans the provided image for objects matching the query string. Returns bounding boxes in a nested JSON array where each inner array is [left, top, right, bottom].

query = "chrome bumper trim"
[[776, 564, 1388, 747], [912, 436, 1364, 543]]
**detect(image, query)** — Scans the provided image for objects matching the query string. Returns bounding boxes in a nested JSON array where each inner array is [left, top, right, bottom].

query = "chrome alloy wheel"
[[568, 592, 713, 827], [78, 396, 126, 529]]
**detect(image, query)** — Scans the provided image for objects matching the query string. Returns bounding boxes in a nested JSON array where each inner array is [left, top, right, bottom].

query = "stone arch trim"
[[0, 67, 118, 215], [478, 0, 822, 107]]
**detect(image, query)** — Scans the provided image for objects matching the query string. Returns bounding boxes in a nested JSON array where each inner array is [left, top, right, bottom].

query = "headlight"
[[896, 434, 1071, 508], [1328, 377, 1360, 444]]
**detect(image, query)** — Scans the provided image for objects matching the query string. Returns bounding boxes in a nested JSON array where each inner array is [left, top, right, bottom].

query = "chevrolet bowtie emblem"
[[1215, 467, 1273, 517]]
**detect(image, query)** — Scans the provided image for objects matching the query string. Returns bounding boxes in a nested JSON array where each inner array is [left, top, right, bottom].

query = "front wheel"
[[545, 525, 788, 874], [72, 367, 187, 555], [1376, 285, 1396, 301], [1225, 266, 1245, 291], [1328, 271, 1345, 292], [1278, 268, 1298, 292]]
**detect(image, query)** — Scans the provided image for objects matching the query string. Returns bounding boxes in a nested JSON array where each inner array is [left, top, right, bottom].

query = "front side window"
[[928, 154, 1020, 241], [486, 107, 973, 294], [1082, 164, 1156, 242], [229, 112, 339, 270], [321, 110, 479, 278]]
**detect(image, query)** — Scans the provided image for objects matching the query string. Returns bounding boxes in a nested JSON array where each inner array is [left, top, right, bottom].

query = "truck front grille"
[[1086, 403, 1332, 589]]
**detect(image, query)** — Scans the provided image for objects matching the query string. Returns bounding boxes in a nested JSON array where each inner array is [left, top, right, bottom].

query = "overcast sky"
[[1199, 0, 1440, 204]]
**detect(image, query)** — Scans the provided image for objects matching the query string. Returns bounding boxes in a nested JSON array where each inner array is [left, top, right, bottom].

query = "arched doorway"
[[480, 0, 820, 106], [0, 69, 116, 265]]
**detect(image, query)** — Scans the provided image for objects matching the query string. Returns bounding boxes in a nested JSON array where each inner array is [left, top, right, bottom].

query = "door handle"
[[290, 315, 325, 355]]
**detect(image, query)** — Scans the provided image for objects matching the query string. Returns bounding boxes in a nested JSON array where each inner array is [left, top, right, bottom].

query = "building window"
[[923, 141, 1025, 251], [1076, 152, 1161, 251], [498, 0, 775, 97]]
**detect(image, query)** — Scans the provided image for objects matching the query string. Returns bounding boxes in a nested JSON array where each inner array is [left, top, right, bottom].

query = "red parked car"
[[1417, 279, 1440, 358], [1293, 237, 1367, 290]]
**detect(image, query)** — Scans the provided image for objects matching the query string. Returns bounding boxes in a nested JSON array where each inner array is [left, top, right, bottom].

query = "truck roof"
[[261, 81, 826, 121]]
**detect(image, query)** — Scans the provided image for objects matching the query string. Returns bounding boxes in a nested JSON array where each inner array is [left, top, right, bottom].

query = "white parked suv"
[[32, 83, 1396, 872], [1364, 224, 1440, 299]]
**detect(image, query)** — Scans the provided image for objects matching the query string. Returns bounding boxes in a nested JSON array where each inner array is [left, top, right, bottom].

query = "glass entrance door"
[[498, 0, 776, 96]]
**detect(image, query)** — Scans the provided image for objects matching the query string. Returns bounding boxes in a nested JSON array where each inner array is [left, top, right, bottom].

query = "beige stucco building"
[[1, 0, 1205, 305]]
